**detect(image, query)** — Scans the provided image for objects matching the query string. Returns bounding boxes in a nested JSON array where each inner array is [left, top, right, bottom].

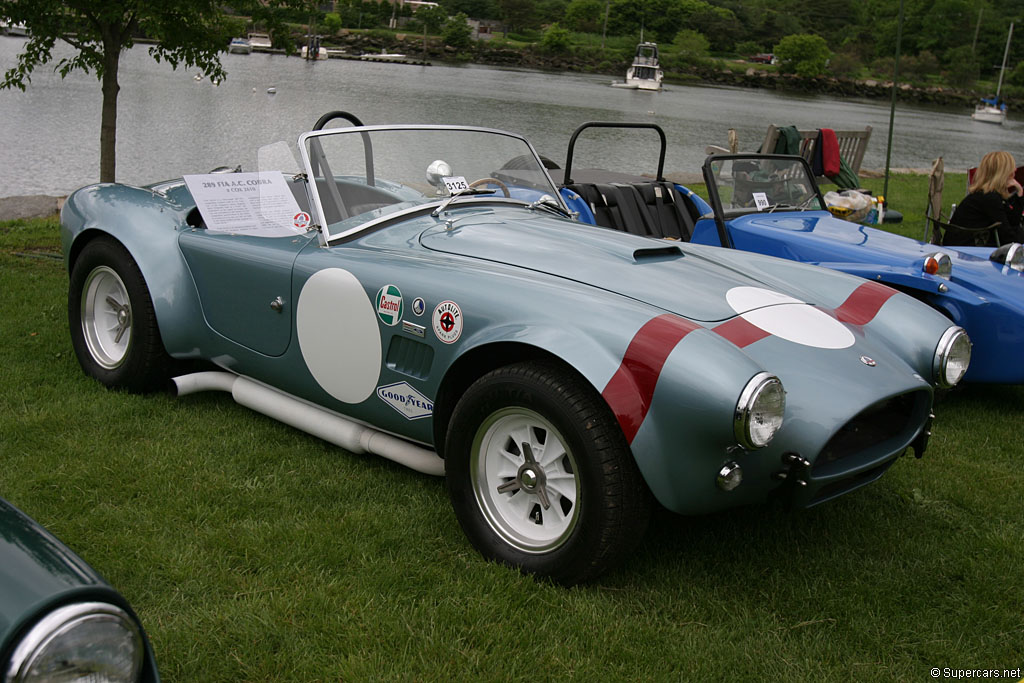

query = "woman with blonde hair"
[[946, 150, 1024, 246]]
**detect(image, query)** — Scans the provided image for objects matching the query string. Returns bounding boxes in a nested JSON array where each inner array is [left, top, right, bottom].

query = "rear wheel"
[[69, 237, 172, 392], [445, 361, 651, 584]]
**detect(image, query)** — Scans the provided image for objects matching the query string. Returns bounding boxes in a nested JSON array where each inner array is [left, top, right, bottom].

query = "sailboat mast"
[[997, 21, 1013, 97]]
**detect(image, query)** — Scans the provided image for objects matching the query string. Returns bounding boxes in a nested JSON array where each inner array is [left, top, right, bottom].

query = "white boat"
[[972, 21, 1013, 124], [301, 45, 328, 60], [612, 42, 663, 91], [228, 37, 252, 54], [972, 98, 1007, 124], [3, 21, 29, 37], [248, 32, 272, 50]]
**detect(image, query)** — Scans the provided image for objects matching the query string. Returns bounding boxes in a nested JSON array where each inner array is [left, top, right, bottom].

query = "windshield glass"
[[705, 156, 824, 216], [299, 126, 561, 242]]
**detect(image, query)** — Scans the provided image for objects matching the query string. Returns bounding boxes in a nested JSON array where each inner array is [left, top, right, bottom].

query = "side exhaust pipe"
[[172, 371, 445, 476]]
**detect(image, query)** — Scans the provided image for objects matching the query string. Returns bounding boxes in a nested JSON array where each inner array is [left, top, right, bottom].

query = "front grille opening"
[[810, 462, 893, 506], [813, 391, 923, 474]]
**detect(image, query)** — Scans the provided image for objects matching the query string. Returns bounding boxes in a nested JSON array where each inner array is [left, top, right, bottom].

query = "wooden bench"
[[760, 124, 872, 177]]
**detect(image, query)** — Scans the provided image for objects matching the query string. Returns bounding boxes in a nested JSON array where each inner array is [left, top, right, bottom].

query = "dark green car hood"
[[0, 499, 108, 650]]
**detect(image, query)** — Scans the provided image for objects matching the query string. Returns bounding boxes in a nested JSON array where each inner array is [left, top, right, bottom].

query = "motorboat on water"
[[301, 44, 328, 60], [228, 37, 252, 54], [2, 20, 29, 36], [248, 32, 272, 50], [611, 42, 663, 91]]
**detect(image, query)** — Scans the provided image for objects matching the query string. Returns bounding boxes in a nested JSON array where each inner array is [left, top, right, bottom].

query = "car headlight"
[[923, 252, 952, 279], [734, 372, 786, 449], [933, 326, 971, 388], [989, 242, 1024, 272], [5, 602, 143, 683]]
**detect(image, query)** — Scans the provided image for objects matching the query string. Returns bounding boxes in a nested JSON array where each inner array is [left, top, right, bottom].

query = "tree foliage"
[[774, 33, 831, 77], [541, 22, 572, 52], [442, 12, 474, 48], [0, 0, 310, 183], [415, 4, 450, 34], [564, 0, 605, 34]]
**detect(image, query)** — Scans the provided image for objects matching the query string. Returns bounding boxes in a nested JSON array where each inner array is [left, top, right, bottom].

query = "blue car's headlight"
[[933, 326, 971, 388], [989, 242, 1024, 272], [734, 372, 786, 449], [5, 602, 143, 683]]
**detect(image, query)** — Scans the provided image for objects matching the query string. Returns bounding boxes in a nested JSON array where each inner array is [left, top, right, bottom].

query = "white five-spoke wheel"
[[472, 407, 580, 553], [81, 266, 133, 369], [446, 360, 651, 584], [69, 237, 172, 393]]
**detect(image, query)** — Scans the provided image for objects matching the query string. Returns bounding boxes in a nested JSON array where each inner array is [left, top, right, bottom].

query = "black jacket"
[[945, 190, 1024, 246]]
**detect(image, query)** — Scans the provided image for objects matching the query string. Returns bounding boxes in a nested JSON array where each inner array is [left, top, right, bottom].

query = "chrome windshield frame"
[[297, 124, 566, 246]]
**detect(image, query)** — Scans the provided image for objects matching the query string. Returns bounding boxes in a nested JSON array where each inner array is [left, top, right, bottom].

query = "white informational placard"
[[184, 172, 310, 237], [752, 192, 770, 211]]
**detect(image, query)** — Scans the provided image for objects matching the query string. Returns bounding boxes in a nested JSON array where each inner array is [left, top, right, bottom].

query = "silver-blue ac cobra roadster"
[[61, 113, 971, 583]]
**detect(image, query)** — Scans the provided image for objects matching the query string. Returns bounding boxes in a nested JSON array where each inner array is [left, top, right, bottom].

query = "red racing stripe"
[[602, 314, 700, 443], [712, 316, 772, 348], [834, 280, 898, 325]]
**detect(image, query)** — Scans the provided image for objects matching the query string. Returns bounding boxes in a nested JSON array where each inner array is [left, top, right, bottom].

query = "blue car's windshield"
[[708, 156, 825, 216]]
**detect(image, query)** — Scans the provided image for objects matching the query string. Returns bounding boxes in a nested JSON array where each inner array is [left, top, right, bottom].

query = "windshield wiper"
[[431, 188, 495, 217]]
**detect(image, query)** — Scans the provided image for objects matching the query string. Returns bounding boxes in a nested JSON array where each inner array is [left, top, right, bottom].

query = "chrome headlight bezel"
[[734, 372, 786, 449], [5, 601, 144, 683], [933, 326, 972, 389], [923, 252, 953, 279], [995, 242, 1024, 271], [1006, 242, 1024, 271]]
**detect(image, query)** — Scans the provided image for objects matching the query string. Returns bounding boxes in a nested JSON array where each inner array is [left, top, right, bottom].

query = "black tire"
[[445, 360, 651, 584], [68, 236, 173, 393]]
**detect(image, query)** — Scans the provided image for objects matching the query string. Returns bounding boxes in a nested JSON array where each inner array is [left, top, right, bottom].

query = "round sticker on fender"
[[432, 300, 463, 344], [376, 284, 403, 326]]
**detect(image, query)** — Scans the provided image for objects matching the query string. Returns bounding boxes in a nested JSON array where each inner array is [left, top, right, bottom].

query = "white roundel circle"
[[432, 300, 463, 344], [297, 268, 382, 403], [726, 286, 855, 350]]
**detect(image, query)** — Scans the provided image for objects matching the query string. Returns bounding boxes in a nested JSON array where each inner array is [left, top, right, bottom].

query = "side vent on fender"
[[386, 336, 435, 379]]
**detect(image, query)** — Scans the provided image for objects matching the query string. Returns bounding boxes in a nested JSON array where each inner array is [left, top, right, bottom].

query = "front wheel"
[[68, 237, 172, 392], [445, 361, 651, 584]]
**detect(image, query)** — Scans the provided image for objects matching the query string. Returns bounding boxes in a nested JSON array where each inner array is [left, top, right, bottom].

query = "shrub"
[[773, 33, 830, 77], [443, 13, 473, 49], [541, 22, 572, 53]]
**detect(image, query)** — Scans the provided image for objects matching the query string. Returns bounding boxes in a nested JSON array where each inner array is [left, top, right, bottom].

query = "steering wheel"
[[469, 177, 510, 197]]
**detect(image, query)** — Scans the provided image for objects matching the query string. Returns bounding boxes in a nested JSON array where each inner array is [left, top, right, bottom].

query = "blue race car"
[[559, 122, 1024, 384]]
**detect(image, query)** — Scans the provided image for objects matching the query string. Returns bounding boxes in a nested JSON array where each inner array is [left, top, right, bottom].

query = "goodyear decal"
[[377, 381, 434, 420]]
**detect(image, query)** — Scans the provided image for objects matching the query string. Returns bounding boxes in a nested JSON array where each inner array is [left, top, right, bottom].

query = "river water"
[[2, 35, 1023, 198]]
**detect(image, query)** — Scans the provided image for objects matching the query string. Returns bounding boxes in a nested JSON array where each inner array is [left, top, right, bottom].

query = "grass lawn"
[[1, 183, 1022, 681]]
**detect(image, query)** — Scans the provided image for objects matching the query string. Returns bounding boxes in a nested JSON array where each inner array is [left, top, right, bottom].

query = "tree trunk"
[[99, 41, 121, 183]]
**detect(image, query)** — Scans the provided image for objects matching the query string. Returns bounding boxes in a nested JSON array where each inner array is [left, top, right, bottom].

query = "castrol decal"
[[375, 284, 403, 326]]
